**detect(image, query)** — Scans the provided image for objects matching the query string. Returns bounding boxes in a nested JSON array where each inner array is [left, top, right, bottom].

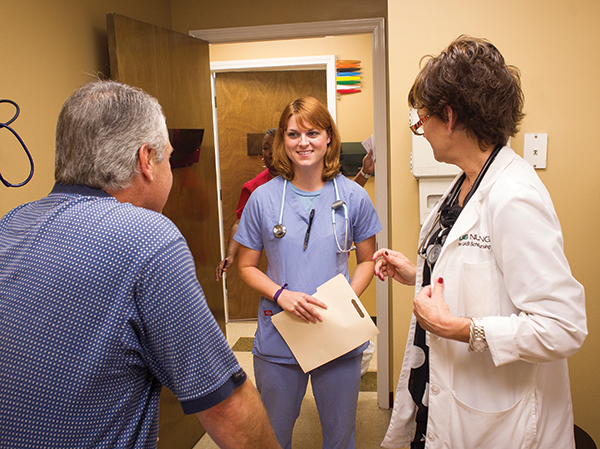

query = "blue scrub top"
[[235, 174, 382, 365]]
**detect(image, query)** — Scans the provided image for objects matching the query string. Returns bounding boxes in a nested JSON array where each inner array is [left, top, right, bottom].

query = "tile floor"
[[193, 321, 392, 449]]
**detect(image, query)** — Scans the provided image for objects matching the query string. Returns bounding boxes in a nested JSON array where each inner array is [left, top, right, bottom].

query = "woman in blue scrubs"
[[235, 96, 381, 449]]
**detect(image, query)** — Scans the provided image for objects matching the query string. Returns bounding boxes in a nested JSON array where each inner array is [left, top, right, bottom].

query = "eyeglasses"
[[409, 114, 430, 136]]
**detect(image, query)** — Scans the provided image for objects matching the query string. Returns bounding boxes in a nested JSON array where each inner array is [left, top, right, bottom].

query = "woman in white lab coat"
[[373, 36, 587, 449]]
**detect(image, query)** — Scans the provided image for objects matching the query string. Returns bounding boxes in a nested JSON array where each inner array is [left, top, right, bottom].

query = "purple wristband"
[[273, 283, 288, 303]]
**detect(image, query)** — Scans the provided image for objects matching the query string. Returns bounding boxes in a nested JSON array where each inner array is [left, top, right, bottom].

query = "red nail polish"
[[438, 277, 444, 284], [385, 251, 389, 256]]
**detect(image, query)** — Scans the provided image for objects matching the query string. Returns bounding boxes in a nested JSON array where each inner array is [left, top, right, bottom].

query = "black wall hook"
[[0, 99, 34, 187]]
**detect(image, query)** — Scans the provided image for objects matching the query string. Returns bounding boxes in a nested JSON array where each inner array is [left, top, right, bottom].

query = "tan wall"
[[0, 0, 172, 216], [4, 0, 599, 443], [171, 0, 386, 32], [210, 35, 378, 315], [388, 0, 600, 442]]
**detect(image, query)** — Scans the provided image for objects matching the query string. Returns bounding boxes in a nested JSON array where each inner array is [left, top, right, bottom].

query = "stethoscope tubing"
[[273, 179, 287, 238], [272, 177, 355, 253], [417, 144, 502, 260]]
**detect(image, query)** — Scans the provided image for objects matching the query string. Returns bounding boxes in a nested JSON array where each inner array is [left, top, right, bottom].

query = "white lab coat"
[[382, 147, 587, 449]]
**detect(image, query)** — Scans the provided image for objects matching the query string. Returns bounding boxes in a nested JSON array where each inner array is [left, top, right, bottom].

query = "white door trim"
[[191, 18, 391, 409], [211, 55, 337, 122]]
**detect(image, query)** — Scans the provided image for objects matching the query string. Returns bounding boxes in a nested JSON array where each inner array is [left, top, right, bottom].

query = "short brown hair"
[[408, 35, 525, 149], [272, 97, 341, 182]]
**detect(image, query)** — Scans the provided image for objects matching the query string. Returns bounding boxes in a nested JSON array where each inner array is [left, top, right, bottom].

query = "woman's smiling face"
[[283, 115, 331, 171]]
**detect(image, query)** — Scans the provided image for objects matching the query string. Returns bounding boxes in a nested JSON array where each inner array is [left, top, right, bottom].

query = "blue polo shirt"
[[0, 184, 244, 448]]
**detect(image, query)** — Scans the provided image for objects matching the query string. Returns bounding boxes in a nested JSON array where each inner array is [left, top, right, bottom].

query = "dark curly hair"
[[408, 35, 525, 149]]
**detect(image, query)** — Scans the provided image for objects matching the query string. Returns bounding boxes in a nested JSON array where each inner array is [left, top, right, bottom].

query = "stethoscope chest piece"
[[332, 199, 345, 211], [272, 178, 354, 252], [273, 224, 287, 238], [426, 243, 442, 265]]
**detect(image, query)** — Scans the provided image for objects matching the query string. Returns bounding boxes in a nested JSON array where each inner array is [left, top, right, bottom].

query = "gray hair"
[[55, 80, 169, 191]]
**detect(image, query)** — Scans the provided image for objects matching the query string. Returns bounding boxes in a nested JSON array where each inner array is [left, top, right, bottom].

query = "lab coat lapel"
[[443, 197, 480, 250], [441, 146, 515, 251]]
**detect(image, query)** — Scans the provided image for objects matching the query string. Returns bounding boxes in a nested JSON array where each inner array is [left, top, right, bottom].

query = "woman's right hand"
[[276, 289, 328, 324], [372, 248, 417, 285]]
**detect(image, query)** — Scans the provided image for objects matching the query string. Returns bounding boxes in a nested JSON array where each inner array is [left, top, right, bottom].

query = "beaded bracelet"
[[273, 283, 288, 303]]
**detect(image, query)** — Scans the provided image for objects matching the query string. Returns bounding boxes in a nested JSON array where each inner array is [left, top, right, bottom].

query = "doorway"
[[190, 18, 390, 409], [212, 63, 330, 320]]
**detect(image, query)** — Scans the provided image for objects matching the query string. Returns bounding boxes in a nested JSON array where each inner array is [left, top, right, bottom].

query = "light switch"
[[523, 133, 548, 169]]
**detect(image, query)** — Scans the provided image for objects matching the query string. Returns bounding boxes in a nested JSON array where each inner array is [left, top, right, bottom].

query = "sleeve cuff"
[[180, 368, 247, 414], [484, 316, 520, 366]]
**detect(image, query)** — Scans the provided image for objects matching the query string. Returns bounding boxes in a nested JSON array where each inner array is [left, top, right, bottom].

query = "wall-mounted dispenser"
[[409, 108, 460, 224]]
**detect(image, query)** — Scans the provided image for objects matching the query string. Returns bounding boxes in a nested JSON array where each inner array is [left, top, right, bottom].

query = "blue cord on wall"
[[0, 99, 34, 187]]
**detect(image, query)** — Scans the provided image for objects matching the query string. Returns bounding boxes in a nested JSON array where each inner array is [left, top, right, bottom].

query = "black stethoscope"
[[417, 144, 502, 266], [273, 178, 356, 254]]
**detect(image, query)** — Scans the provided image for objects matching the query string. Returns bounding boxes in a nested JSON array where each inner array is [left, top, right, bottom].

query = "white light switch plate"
[[524, 133, 548, 169]]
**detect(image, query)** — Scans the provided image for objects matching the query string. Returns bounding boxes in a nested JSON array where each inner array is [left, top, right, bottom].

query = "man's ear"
[[137, 144, 155, 181]]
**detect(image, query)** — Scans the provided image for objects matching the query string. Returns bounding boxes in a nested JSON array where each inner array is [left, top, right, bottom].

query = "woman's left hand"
[[413, 277, 470, 342]]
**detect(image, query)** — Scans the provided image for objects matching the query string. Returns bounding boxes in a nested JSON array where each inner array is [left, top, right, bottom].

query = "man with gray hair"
[[0, 80, 279, 449]]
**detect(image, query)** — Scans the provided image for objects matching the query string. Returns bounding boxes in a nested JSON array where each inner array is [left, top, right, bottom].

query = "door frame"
[[191, 18, 391, 409], [211, 55, 338, 120], [210, 55, 337, 323]]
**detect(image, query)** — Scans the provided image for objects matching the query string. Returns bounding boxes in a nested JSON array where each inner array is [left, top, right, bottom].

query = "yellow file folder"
[[272, 273, 379, 373]]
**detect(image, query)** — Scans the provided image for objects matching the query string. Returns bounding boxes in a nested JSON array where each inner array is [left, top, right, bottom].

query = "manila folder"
[[271, 273, 379, 373]]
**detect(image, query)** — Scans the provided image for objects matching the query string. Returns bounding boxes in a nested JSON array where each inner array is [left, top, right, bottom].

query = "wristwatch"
[[468, 318, 488, 352], [359, 167, 372, 178]]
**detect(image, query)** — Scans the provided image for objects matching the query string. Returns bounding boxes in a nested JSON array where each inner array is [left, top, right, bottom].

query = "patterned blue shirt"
[[0, 184, 245, 448]]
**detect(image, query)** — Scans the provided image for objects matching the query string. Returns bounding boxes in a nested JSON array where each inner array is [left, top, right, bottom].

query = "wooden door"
[[215, 70, 327, 319], [107, 13, 221, 448]]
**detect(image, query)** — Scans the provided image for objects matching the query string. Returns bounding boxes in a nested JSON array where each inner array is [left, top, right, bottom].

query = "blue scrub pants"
[[254, 354, 362, 449]]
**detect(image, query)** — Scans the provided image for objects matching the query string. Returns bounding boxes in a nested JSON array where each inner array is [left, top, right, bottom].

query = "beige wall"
[[0, 0, 172, 215], [170, 0, 386, 32], [210, 35, 378, 315], [3, 0, 599, 443], [388, 0, 600, 442]]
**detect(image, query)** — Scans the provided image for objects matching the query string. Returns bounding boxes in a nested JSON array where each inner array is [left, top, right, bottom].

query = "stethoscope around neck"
[[273, 178, 356, 254], [417, 144, 503, 265]]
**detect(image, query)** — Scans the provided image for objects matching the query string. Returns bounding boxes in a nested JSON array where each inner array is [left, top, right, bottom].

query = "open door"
[[214, 70, 328, 320], [107, 13, 222, 448]]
